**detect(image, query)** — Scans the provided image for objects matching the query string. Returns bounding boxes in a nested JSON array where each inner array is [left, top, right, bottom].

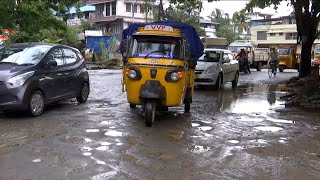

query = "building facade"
[[66, 5, 96, 27], [199, 18, 218, 37], [86, 0, 155, 40], [250, 14, 320, 51]]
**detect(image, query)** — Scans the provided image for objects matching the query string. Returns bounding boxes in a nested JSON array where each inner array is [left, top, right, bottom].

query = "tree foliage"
[[208, 9, 248, 44], [164, 2, 205, 36], [245, 0, 320, 77], [0, 0, 81, 48]]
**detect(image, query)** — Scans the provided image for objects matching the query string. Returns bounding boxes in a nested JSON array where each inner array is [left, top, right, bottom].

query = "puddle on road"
[[84, 138, 93, 143], [100, 142, 112, 146], [86, 129, 100, 133], [228, 140, 240, 144], [191, 123, 200, 127], [227, 84, 287, 114], [80, 147, 93, 152], [254, 126, 283, 132], [191, 145, 212, 153], [198, 126, 213, 131], [96, 146, 109, 151], [104, 130, 123, 137], [32, 159, 42, 163], [83, 152, 92, 156]]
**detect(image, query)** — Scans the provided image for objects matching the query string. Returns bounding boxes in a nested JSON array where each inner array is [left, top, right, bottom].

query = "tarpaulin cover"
[[120, 21, 204, 59], [86, 36, 114, 53]]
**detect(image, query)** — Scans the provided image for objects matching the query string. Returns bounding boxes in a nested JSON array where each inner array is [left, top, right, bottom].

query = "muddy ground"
[[0, 69, 319, 180]]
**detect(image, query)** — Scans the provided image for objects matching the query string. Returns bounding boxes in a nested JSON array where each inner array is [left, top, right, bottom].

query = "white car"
[[194, 48, 239, 90]]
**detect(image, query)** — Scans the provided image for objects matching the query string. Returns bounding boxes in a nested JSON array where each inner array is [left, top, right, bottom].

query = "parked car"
[[194, 48, 239, 90], [0, 45, 5, 50], [0, 43, 90, 116]]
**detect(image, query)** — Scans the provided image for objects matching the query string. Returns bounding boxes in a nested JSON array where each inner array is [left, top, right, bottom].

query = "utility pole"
[[132, 0, 137, 23]]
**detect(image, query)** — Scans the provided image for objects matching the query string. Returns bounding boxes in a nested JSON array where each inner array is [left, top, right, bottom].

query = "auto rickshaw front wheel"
[[144, 101, 156, 127]]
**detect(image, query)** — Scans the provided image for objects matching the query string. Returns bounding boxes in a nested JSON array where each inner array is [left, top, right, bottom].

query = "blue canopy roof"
[[120, 21, 204, 59], [69, 5, 95, 14]]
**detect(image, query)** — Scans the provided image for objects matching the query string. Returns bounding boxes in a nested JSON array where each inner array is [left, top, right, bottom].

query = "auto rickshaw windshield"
[[278, 48, 291, 55], [129, 35, 183, 59]]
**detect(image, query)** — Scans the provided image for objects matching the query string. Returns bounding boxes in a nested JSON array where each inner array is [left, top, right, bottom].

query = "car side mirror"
[[45, 60, 57, 68]]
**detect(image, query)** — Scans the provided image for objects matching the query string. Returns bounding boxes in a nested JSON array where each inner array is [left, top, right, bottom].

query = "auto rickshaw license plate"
[[148, 59, 159, 64]]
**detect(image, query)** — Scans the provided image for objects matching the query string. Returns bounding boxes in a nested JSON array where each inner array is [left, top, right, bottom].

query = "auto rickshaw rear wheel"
[[145, 101, 156, 127], [129, 103, 136, 108]]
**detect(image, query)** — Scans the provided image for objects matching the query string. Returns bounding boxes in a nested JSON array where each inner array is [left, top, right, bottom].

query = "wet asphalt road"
[[1, 69, 320, 180]]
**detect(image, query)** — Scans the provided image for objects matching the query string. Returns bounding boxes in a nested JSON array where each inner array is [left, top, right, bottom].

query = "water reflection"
[[267, 86, 276, 105]]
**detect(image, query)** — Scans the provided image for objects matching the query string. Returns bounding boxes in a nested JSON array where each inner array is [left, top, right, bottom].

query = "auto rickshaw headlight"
[[128, 70, 137, 78], [165, 70, 184, 82], [126, 68, 142, 80]]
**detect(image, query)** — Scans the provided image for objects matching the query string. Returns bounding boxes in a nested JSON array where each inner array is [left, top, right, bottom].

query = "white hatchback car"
[[194, 48, 239, 90]]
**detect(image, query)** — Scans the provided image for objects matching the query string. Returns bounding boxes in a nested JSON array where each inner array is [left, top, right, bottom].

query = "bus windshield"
[[129, 35, 183, 59], [278, 48, 291, 55]]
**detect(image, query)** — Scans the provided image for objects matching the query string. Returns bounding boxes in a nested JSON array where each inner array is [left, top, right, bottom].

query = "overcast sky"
[[199, 0, 293, 19]]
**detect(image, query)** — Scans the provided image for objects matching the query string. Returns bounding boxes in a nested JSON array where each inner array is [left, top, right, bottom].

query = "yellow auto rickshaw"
[[119, 21, 203, 127], [277, 46, 300, 72]]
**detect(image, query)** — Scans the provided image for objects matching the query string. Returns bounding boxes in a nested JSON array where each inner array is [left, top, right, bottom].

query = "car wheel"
[[77, 83, 89, 103], [28, 91, 45, 117], [232, 71, 239, 89], [213, 74, 222, 90]]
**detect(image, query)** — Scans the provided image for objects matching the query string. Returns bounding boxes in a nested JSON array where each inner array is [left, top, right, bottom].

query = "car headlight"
[[6, 71, 34, 88], [125, 68, 141, 80], [165, 70, 184, 82], [204, 66, 217, 74]]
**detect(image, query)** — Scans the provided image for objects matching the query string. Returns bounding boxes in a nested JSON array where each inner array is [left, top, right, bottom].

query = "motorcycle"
[[236, 57, 250, 74]]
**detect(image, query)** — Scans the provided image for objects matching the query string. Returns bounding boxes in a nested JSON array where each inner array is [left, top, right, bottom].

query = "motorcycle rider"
[[236, 48, 251, 74]]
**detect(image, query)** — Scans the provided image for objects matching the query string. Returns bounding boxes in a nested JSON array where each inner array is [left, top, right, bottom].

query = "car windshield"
[[0, 45, 51, 65], [129, 35, 183, 59], [228, 46, 244, 53], [198, 51, 220, 62], [278, 48, 291, 55]]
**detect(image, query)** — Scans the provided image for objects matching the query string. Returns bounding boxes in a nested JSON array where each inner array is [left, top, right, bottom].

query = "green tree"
[[208, 8, 240, 44], [0, 0, 80, 47], [245, 0, 320, 78], [163, 0, 205, 36]]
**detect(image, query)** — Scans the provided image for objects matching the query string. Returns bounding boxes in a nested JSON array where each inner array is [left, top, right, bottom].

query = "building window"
[[133, 4, 137, 13], [285, 32, 298, 40], [269, 33, 276, 36], [257, 31, 267, 40], [126, 3, 131, 12], [279, 33, 283, 36], [112, 1, 116, 15], [140, 5, 145, 14], [106, 2, 110, 16]]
